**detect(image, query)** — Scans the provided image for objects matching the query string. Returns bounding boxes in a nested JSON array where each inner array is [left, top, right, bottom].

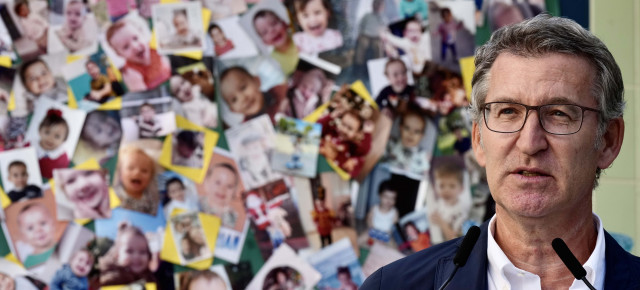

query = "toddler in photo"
[[220, 66, 287, 124], [55, 169, 110, 219], [169, 74, 218, 128], [116, 145, 158, 215], [136, 103, 161, 138], [208, 24, 234, 56], [252, 9, 299, 75], [286, 68, 325, 119], [171, 130, 203, 168], [6, 160, 42, 202], [179, 226, 209, 262], [311, 186, 335, 248], [381, 19, 431, 74], [85, 60, 116, 103], [55, 0, 94, 53], [375, 58, 415, 116], [437, 8, 463, 62], [75, 111, 122, 165], [99, 222, 155, 286], [36, 109, 70, 179], [20, 59, 68, 111], [353, 0, 386, 67], [161, 9, 202, 50], [291, 0, 343, 54], [429, 161, 471, 243], [14, 2, 48, 52], [384, 108, 430, 177], [237, 134, 276, 189], [336, 266, 358, 290], [178, 270, 227, 290], [163, 177, 198, 218], [50, 249, 94, 290], [402, 221, 430, 252], [200, 163, 240, 227], [16, 203, 57, 267], [366, 180, 398, 243], [106, 19, 171, 92]]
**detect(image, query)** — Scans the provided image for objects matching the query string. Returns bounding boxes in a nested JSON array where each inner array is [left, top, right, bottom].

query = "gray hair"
[[470, 14, 625, 186]]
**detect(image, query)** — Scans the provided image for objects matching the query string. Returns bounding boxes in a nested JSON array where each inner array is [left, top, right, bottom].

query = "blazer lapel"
[[434, 222, 489, 290]]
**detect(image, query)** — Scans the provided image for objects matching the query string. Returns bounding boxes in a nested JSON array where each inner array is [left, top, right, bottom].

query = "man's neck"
[[493, 207, 597, 288]]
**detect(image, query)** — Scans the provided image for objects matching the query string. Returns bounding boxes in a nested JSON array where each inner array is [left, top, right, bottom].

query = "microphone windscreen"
[[552, 238, 587, 279], [453, 226, 481, 267]]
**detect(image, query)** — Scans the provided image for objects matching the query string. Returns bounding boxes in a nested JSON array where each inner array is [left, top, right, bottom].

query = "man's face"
[[472, 53, 605, 218]]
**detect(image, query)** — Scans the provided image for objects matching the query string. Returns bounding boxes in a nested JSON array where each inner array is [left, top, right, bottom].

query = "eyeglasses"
[[482, 102, 601, 135]]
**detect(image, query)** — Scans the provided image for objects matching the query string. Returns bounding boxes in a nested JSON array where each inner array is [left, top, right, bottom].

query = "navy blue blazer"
[[360, 221, 640, 289]]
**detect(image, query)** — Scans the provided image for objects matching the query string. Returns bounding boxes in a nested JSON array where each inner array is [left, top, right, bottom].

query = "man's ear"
[[472, 121, 486, 167], [597, 117, 625, 170]]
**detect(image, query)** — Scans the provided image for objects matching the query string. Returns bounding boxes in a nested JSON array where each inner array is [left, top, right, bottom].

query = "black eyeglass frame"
[[481, 101, 602, 135]]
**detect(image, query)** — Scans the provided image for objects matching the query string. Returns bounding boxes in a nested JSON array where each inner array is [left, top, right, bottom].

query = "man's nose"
[[515, 109, 549, 155]]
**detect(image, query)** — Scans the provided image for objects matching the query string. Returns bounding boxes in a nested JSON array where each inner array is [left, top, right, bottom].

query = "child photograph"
[[101, 11, 171, 92], [381, 16, 431, 78], [272, 117, 321, 178], [368, 56, 416, 118], [48, 0, 99, 55], [53, 168, 111, 220], [169, 60, 218, 128], [24, 99, 86, 179], [113, 144, 160, 216], [0, 147, 42, 202], [239, 0, 299, 76], [216, 56, 288, 127], [2, 189, 67, 268], [286, 0, 344, 55], [6, 0, 49, 57], [152, 2, 204, 54], [352, 0, 401, 71], [0, 258, 49, 290], [94, 207, 167, 287], [13, 54, 68, 116], [392, 210, 430, 254], [120, 98, 177, 141], [49, 247, 94, 290], [243, 179, 309, 260], [170, 130, 204, 169], [175, 265, 232, 290], [285, 55, 339, 119], [61, 50, 124, 109], [245, 244, 320, 290], [203, 0, 246, 20], [159, 171, 199, 218], [485, 0, 545, 32], [205, 16, 258, 59], [72, 110, 122, 166], [307, 238, 365, 290], [225, 114, 282, 191], [196, 148, 248, 263], [428, 1, 476, 72], [169, 211, 211, 264]]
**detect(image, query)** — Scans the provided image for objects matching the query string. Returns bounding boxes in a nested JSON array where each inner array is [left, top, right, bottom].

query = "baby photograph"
[[47, 0, 99, 56], [0, 147, 42, 202], [381, 17, 432, 79], [113, 143, 161, 216], [13, 54, 68, 116], [169, 58, 218, 128], [367, 56, 416, 118], [485, 0, 546, 33], [284, 0, 344, 56], [0, 258, 49, 290], [272, 117, 321, 178], [391, 210, 430, 254], [159, 171, 199, 219], [175, 265, 232, 290], [53, 168, 111, 220], [205, 15, 258, 59], [243, 179, 309, 260], [120, 97, 177, 141], [307, 238, 365, 290], [101, 11, 171, 92], [24, 99, 86, 180], [428, 1, 476, 72], [2, 189, 67, 268], [94, 207, 167, 288], [285, 55, 340, 119], [170, 129, 204, 169], [72, 110, 122, 166], [2, 0, 49, 58], [246, 244, 320, 290], [152, 2, 204, 54], [225, 114, 281, 191], [216, 55, 287, 128], [169, 211, 211, 264]]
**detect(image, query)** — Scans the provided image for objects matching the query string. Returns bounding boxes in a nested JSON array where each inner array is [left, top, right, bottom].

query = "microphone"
[[437, 226, 481, 290], [551, 238, 596, 290]]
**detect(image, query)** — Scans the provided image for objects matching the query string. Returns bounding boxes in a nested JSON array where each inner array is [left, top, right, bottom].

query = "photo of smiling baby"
[[53, 168, 111, 220], [114, 145, 159, 216]]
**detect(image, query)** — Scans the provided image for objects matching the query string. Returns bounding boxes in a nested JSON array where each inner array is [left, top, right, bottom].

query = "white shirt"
[[487, 214, 605, 290]]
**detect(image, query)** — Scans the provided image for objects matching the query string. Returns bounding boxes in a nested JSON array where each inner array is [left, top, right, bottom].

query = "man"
[[361, 14, 640, 289]]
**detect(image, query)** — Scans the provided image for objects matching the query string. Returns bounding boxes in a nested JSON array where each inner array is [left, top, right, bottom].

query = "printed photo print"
[[307, 238, 365, 289], [169, 211, 211, 264], [484, 0, 545, 32], [0, 13, 15, 58], [120, 97, 177, 141], [24, 98, 86, 179], [243, 179, 309, 260], [47, 0, 99, 56], [170, 130, 204, 169], [113, 142, 162, 216], [72, 110, 122, 166], [159, 171, 199, 218], [225, 114, 281, 191], [351, 0, 403, 70], [284, 0, 344, 55], [285, 55, 340, 119], [391, 210, 430, 254], [203, 0, 247, 20], [239, 0, 299, 76], [101, 11, 171, 92], [245, 244, 320, 290], [2, 188, 67, 268], [428, 1, 476, 72], [368, 56, 415, 119], [0, 258, 49, 290], [0, 66, 19, 150], [53, 168, 111, 220], [152, 2, 204, 54], [205, 15, 258, 59], [174, 264, 232, 290], [381, 17, 432, 79], [0, 0, 49, 59], [13, 54, 69, 116], [94, 207, 170, 288], [168, 56, 218, 128], [0, 147, 42, 202], [216, 55, 287, 128], [272, 117, 321, 178]]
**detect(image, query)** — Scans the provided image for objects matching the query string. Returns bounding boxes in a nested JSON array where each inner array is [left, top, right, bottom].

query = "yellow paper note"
[[160, 208, 221, 269], [459, 56, 475, 101]]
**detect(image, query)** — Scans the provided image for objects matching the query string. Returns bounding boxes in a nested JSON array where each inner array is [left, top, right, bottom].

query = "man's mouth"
[[517, 170, 548, 177]]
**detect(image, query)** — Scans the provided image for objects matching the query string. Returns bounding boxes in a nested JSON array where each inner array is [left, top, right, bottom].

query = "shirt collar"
[[35, 142, 67, 159], [487, 213, 605, 290]]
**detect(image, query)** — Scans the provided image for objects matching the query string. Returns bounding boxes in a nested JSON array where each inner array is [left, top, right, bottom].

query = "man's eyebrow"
[[487, 96, 579, 105]]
